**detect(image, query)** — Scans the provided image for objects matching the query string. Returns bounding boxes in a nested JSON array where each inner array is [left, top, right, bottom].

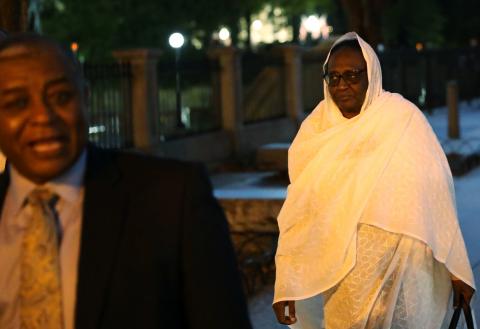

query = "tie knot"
[[27, 188, 59, 208]]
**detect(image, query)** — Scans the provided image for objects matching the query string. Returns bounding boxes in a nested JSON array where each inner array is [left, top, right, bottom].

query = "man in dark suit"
[[0, 34, 252, 329]]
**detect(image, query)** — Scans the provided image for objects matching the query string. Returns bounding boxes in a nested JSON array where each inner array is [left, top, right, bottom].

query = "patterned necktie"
[[19, 188, 64, 329]]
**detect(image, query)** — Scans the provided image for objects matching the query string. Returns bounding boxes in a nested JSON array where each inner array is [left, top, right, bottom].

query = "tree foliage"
[[381, 0, 445, 47], [35, 0, 480, 61], [438, 0, 480, 47], [41, 0, 243, 60]]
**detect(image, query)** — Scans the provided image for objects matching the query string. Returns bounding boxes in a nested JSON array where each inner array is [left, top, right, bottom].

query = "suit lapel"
[[75, 146, 128, 329]]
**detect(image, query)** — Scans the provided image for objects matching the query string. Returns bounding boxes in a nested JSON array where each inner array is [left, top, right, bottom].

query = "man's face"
[[326, 47, 368, 118], [0, 43, 87, 184]]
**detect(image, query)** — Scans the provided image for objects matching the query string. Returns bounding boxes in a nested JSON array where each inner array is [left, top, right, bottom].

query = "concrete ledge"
[[239, 118, 296, 156], [148, 130, 232, 163], [213, 171, 287, 232], [256, 143, 290, 171]]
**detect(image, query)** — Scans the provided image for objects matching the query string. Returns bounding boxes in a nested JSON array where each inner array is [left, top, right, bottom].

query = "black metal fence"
[[380, 48, 480, 111], [301, 47, 480, 113], [156, 57, 222, 140], [242, 52, 287, 123], [83, 63, 133, 149]]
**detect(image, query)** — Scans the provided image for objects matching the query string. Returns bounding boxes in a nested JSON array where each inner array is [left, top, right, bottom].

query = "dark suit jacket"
[[0, 145, 252, 329]]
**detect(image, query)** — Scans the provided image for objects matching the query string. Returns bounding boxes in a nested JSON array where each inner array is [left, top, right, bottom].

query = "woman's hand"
[[272, 300, 297, 325], [452, 279, 475, 307]]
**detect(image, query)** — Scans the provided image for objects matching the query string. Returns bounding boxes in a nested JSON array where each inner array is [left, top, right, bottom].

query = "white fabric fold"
[[274, 32, 474, 303]]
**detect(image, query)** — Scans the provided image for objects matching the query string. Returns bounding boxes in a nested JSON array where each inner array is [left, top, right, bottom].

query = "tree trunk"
[[338, 0, 389, 47], [0, 0, 29, 32], [339, 0, 365, 37], [291, 14, 300, 44], [230, 20, 240, 47], [245, 11, 251, 50]]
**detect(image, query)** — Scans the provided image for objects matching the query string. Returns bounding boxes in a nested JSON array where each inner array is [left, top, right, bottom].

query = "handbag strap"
[[448, 296, 475, 329], [449, 306, 462, 329], [463, 302, 475, 329]]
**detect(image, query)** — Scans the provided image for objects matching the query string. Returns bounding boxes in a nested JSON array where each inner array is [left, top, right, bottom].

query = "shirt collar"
[[8, 149, 87, 213]]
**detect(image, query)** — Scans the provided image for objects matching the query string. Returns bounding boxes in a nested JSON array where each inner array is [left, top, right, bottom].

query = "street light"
[[168, 32, 185, 128], [219, 27, 230, 43]]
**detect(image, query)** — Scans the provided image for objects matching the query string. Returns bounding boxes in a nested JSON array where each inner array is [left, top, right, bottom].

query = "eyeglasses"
[[323, 69, 366, 87]]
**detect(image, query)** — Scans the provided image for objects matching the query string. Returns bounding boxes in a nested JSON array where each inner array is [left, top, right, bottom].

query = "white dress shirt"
[[0, 151, 86, 329]]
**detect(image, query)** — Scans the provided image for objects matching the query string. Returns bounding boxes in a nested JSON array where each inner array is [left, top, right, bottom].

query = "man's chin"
[[15, 160, 75, 184]]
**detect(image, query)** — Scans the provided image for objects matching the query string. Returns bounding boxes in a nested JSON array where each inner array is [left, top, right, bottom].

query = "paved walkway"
[[248, 285, 284, 329]]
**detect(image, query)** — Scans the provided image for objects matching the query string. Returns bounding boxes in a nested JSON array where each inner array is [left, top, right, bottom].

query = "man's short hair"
[[0, 33, 84, 82]]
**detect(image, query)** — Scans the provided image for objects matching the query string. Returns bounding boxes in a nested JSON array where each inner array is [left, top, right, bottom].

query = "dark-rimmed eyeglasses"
[[323, 69, 366, 87]]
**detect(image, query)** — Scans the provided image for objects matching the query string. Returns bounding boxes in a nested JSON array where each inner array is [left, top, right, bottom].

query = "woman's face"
[[326, 47, 368, 118]]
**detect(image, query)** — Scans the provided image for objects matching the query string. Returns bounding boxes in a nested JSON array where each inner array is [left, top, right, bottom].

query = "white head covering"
[[274, 32, 474, 303], [319, 32, 383, 127]]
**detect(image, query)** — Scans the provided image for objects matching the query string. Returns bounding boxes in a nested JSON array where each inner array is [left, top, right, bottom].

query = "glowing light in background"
[[219, 27, 230, 41], [169, 32, 185, 49], [299, 14, 331, 42], [211, 27, 232, 46], [191, 37, 203, 49], [209, 5, 331, 48], [70, 42, 79, 54], [252, 19, 263, 31], [249, 5, 292, 46]]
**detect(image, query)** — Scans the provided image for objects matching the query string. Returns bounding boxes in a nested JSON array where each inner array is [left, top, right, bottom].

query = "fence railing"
[[242, 52, 287, 124], [82, 45, 480, 163], [83, 63, 133, 149], [156, 57, 222, 140], [379, 48, 480, 110], [301, 47, 480, 113]]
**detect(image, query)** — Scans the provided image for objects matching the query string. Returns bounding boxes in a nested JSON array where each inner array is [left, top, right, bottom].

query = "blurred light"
[[169, 33, 185, 49], [239, 30, 248, 40], [89, 125, 106, 134], [304, 15, 321, 33], [415, 42, 423, 51], [276, 30, 289, 43], [248, 4, 293, 46], [300, 14, 331, 41], [70, 42, 79, 53], [219, 27, 230, 41], [191, 37, 202, 49], [418, 87, 426, 106], [377, 43, 385, 52], [252, 19, 263, 30], [54, 0, 65, 12]]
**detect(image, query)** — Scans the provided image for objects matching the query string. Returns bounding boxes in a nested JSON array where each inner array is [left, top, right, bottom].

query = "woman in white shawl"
[[272, 32, 475, 329]]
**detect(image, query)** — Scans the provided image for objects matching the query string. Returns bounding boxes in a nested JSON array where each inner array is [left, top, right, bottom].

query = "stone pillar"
[[447, 80, 460, 139], [208, 47, 243, 133], [275, 45, 304, 125], [112, 49, 162, 149], [208, 47, 243, 155]]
